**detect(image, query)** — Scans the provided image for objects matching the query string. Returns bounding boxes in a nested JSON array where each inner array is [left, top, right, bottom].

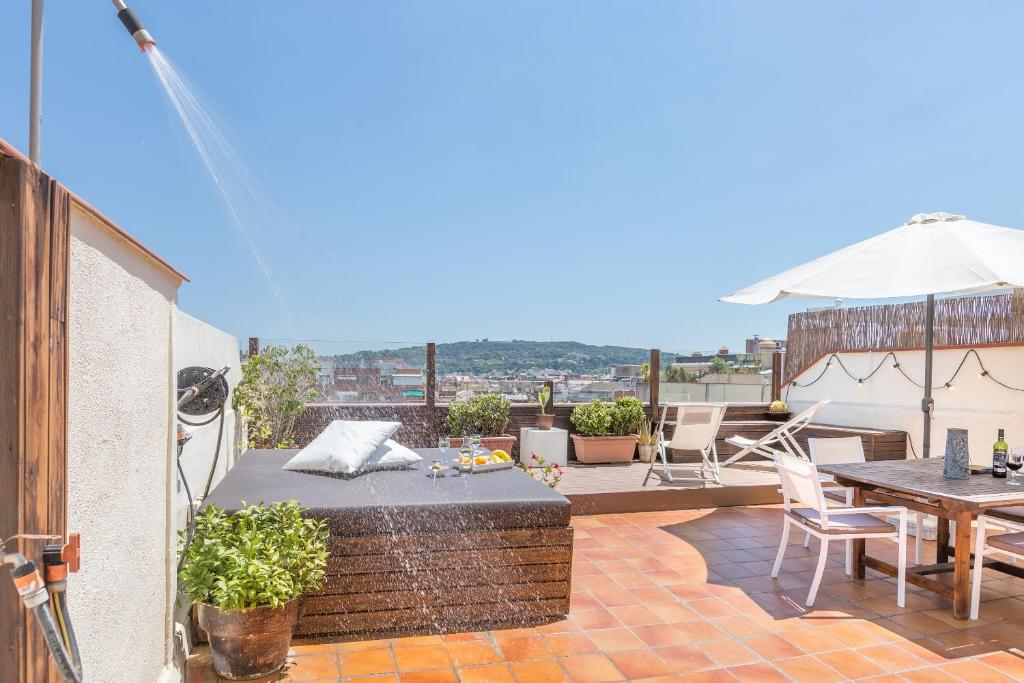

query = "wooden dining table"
[[817, 458, 1024, 619]]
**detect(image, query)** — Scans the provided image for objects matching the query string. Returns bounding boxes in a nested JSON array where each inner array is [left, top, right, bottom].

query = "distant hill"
[[332, 340, 675, 375]]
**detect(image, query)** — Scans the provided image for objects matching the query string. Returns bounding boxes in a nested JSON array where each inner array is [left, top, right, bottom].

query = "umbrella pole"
[[922, 294, 935, 457]]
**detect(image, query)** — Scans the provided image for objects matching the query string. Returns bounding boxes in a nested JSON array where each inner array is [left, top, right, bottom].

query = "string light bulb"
[[892, 362, 900, 369], [979, 370, 989, 379], [945, 382, 955, 391], [856, 379, 864, 387]]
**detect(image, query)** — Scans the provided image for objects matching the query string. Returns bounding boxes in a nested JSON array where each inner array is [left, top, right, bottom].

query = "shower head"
[[111, 0, 156, 52]]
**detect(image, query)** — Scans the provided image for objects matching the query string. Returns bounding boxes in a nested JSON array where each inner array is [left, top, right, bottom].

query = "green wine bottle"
[[993, 429, 1008, 478]]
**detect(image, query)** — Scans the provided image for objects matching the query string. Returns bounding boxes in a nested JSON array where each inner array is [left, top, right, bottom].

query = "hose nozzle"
[[112, 0, 156, 52]]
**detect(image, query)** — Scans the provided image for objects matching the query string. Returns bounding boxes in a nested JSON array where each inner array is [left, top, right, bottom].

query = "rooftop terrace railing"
[[784, 290, 1024, 382]]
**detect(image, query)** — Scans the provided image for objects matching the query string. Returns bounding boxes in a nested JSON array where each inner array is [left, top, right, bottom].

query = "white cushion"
[[362, 439, 422, 472], [282, 420, 400, 474]]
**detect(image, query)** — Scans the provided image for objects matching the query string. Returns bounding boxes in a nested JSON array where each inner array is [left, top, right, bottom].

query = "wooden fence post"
[[650, 348, 661, 418], [425, 342, 436, 411], [0, 154, 70, 683], [248, 337, 260, 357], [771, 349, 784, 402]]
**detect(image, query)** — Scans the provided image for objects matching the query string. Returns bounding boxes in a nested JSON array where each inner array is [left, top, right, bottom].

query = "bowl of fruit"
[[455, 449, 514, 473]]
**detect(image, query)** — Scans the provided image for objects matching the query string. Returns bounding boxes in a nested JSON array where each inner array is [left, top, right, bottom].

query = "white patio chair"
[[643, 402, 726, 486], [772, 453, 908, 607], [971, 511, 1024, 619], [722, 399, 830, 467], [805, 437, 924, 569]]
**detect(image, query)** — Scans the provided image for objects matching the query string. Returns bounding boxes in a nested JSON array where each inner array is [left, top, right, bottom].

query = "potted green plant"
[[637, 418, 658, 463], [537, 385, 554, 430], [766, 399, 791, 422], [569, 398, 643, 463], [179, 501, 329, 680], [445, 393, 516, 453]]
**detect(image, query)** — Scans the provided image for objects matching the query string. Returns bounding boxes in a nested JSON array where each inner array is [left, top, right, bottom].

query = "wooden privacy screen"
[[784, 290, 1024, 382], [0, 154, 70, 683]]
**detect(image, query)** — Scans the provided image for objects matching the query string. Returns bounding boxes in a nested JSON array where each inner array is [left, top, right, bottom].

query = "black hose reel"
[[176, 366, 230, 415]]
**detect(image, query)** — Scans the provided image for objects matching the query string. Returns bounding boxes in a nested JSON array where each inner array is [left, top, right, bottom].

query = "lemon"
[[492, 449, 511, 462]]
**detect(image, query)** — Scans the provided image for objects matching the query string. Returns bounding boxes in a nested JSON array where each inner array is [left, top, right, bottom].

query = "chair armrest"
[[829, 506, 907, 516]]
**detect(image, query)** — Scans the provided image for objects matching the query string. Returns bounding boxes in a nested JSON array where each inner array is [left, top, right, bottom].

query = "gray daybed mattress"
[[202, 448, 571, 536]]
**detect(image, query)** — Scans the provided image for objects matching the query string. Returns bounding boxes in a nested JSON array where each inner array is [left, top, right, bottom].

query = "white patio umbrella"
[[721, 212, 1024, 457]]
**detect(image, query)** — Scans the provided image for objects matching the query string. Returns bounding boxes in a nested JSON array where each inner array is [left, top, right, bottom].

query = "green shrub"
[[233, 345, 320, 448], [445, 393, 511, 437], [570, 400, 612, 436], [610, 397, 646, 436], [178, 500, 329, 610]]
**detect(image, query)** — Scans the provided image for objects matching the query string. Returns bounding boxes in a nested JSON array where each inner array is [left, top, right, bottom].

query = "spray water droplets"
[[145, 46, 296, 330]]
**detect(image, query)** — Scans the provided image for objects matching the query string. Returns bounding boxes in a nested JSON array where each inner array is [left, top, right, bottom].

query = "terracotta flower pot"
[[198, 598, 301, 680], [450, 435, 517, 454], [571, 435, 638, 464], [537, 414, 555, 430]]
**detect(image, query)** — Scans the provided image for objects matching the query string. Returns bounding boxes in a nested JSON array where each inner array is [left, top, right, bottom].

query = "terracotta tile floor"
[[187, 506, 1024, 682]]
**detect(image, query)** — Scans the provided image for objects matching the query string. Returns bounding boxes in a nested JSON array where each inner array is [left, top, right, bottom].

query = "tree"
[[233, 345, 319, 448], [709, 356, 733, 375]]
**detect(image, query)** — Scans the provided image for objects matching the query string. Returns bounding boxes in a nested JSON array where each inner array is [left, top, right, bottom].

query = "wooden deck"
[[562, 413, 908, 515], [561, 461, 783, 515]]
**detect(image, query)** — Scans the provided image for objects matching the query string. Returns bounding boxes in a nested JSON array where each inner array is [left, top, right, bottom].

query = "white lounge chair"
[[643, 402, 726, 486], [808, 436, 925, 568], [971, 508, 1024, 619], [772, 452, 909, 607], [722, 399, 829, 467]]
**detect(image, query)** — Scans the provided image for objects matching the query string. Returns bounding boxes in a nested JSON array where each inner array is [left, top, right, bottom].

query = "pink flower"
[[531, 453, 538, 460]]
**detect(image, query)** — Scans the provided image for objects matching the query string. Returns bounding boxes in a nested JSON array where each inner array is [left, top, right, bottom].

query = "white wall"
[[67, 206, 179, 683], [66, 206, 240, 683], [170, 310, 242, 657], [638, 382, 770, 403], [786, 346, 1024, 464]]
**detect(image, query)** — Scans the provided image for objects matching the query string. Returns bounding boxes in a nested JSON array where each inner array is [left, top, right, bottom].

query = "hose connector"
[[11, 561, 48, 608], [112, 0, 156, 52]]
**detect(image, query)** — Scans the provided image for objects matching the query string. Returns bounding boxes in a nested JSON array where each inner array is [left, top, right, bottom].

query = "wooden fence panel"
[[785, 291, 1024, 381], [0, 155, 70, 683]]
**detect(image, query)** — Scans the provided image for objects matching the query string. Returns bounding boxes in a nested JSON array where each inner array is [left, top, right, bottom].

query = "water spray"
[[111, 0, 156, 52]]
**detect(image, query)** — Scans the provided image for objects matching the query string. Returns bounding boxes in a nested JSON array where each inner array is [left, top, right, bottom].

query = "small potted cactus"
[[766, 400, 791, 422], [637, 418, 658, 463], [537, 385, 554, 430]]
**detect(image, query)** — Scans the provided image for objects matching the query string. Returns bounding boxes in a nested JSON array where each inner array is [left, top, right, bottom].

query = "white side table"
[[520, 427, 568, 467]]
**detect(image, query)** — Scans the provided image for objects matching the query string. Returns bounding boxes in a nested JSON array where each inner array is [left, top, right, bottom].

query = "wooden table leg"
[[936, 514, 951, 563], [852, 487, 866, 579], [952, 510, 973, 619]]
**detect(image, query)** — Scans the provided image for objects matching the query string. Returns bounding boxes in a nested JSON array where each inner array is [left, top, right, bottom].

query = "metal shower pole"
[[29, 0, 44, 164]]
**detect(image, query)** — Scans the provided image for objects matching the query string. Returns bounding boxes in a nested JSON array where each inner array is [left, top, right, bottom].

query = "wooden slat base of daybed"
[[195, 526, 574, 642], [298, 526, 573, 638]]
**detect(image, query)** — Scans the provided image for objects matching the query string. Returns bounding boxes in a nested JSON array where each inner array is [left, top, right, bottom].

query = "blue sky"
[[2, 2, 1023, 355]]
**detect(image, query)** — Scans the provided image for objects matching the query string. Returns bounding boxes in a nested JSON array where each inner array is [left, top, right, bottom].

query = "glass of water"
[[1008, 448, 1024, 486], [438, 436, 450, 460], [469, 434, 482, 457]]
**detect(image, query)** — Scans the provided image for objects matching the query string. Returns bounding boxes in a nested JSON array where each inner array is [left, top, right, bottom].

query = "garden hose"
[[4, 552, 82, 683], [175, 366, 230, 567]]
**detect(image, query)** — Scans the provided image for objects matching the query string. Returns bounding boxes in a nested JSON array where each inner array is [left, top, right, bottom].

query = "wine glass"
[[1008, 448, 1024, 486], [458, 443, 472, 472]]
